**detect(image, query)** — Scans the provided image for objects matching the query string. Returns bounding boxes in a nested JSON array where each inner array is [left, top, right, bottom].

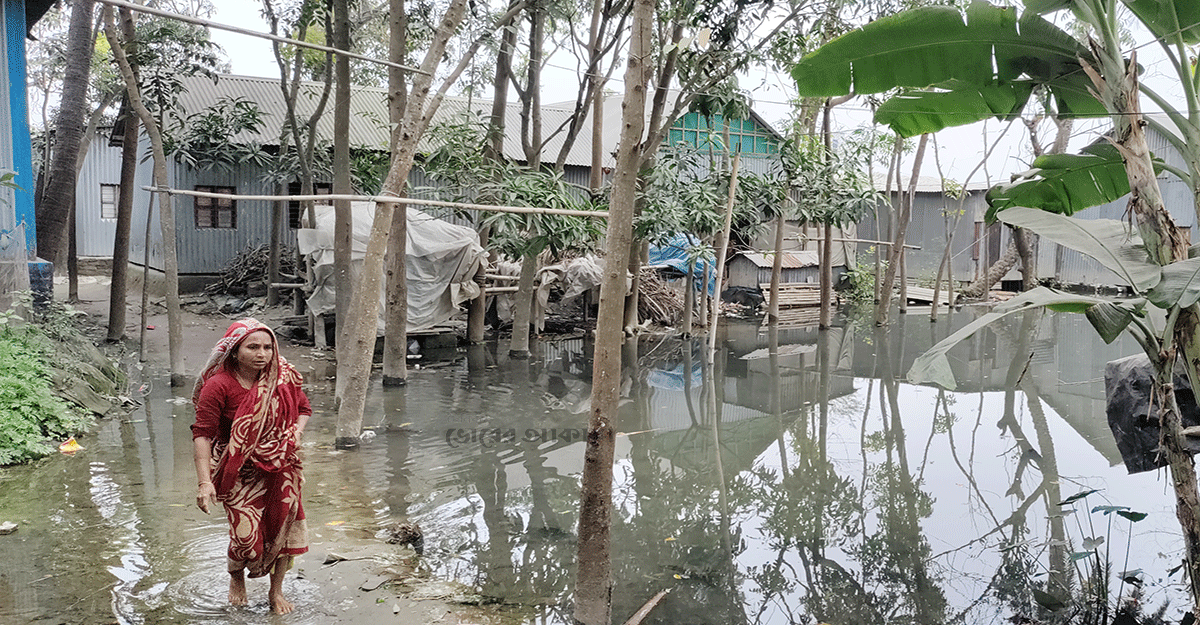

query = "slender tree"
[[573, 0, 650, 615], [334, 0, 527, 447], [103, 6, 185, 386], [332, 0, 354, 403], [381, 0, 409, 386], [37, 0, 95, 267]]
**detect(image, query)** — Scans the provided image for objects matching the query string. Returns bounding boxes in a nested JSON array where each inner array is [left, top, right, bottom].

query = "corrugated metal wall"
[[74, 132, 122, 257], [856, 191, 983, 282], [172, 159, 289, 274]]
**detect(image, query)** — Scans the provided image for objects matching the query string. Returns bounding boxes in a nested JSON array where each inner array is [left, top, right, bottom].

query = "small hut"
[[725, 251, 823, 290]]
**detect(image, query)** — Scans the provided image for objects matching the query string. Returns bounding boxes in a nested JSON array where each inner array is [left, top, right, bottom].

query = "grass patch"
[[0, 304, 95, 465]]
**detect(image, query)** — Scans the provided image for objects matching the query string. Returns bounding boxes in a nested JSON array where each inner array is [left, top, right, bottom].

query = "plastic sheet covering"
[[493, 255, 615, 332], [647, 233, 714, 295], [297, 203, 486, 333]]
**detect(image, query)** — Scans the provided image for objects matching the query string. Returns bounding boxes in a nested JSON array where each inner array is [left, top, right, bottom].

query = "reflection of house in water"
[[640, 322, 858, 474], [851, 310, 1138, 467]]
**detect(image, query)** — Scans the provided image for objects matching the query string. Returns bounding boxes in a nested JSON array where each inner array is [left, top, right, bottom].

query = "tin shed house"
[[71, 74, 795, 288]]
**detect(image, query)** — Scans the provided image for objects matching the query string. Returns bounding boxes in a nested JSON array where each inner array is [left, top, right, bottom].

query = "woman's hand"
[[197, 481, 216, 514]]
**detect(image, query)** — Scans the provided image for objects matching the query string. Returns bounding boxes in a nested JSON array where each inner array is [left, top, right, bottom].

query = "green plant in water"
[[1000, 489, 1168, 624], [0, 298, 92, 465]]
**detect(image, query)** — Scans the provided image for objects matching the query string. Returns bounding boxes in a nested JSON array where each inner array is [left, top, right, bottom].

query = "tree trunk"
[[768, 213, 783, 323], [382, 201, 409, 385], [104, 6, 184, 385], [508, 251, 538, 357], [67, 199, 78, 300], [332, 0, 354, 402], [467, 227, 489, 343], [959, 227, 1022, 301], [573, 0, 651, 618], [268, 185, 284, 306], [874, 133, 928, 326], [1014, 224, 1036, 291], [334, 0, 473, 448], [623, 239, 643, 330], [1083, 46, 1200, 613], [37, 0, 94, 266], [819, 99, 833, 329], [819, 223, 833, 328], [382, 0, 409, 386], [682, 257, 696, 336], [520, 2, 544, 168], [107, 109, 138, 341]]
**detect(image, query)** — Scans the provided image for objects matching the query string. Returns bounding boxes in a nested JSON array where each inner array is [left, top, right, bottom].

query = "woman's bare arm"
[[193, 436, 216, 513]]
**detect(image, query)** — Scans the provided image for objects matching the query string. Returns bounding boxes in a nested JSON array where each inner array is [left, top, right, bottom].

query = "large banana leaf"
[[986, 144, 1133, 221], [1028, 0, 1200, 45], [986, 143, 1166, 222], [791, 1, 1091, 97], [875, 83, 1033, 138], [1043, 72, 1111, 119], [1123, 0, 1200, 44], [1147, 257, 1200, 309], [907, 287, 1134, 389], [995, 206, 1161, 292]]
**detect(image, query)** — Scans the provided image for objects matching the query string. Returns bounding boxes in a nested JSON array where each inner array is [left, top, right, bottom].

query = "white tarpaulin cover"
[[297, 202, 486, 333]]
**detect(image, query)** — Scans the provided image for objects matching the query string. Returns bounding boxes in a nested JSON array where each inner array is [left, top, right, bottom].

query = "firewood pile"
[[638, 268, 683, 325], [204, 245, 297, 296]]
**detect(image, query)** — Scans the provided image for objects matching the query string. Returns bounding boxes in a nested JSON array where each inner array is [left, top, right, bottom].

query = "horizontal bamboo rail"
[[143, 186, 609, 219]]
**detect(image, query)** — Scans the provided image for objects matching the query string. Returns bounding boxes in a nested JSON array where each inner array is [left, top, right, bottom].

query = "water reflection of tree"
[[417, 341, 583, 623], [610, 336, 751, 625], [737, 322, 948, 624], [981, 311, 1076, 622]]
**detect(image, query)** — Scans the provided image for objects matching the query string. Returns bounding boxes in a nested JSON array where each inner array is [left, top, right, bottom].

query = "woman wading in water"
[[191, 319, 310, 614]]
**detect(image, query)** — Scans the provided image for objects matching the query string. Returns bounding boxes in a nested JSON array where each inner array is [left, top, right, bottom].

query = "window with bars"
[[195, 185, 236, 229], [100, 184, 119, 220], [287, 182, 333, 229]]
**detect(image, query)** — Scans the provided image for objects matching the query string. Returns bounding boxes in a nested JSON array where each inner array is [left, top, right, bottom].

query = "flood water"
[[0, 308, 1192, 624]]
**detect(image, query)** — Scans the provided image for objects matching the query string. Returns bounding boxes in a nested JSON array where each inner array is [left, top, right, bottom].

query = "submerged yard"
[[0, 303, 1189, 624]]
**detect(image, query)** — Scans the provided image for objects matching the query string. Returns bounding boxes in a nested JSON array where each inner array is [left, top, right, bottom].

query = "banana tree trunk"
[[1086, 46, 1200, 613]]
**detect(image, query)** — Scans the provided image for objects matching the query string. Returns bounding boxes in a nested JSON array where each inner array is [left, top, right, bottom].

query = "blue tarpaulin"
[[647, 234, 715, 295]]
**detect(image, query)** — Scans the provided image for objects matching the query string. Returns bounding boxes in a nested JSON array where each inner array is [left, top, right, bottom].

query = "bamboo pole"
[[707, 153, 741, 355], [142, 186, 608, 218]]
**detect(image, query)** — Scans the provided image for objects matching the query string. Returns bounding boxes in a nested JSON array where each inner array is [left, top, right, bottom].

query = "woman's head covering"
[[192, 318, 280, 406]]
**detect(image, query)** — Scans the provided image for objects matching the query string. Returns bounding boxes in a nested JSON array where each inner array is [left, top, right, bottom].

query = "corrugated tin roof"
[[170, 74, 605, 166], [168, 74, 662, 168], [872, 173, 991, 193], [733, 251, 819, 268], [170, 74, 786, 170]]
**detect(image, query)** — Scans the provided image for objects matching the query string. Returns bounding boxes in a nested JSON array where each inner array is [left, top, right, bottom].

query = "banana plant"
[[792, 0, 1200, 612], [791, 0, 1200, 223]]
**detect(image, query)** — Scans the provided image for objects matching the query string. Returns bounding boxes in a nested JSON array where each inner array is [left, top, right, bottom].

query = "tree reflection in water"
[[389, 310, 1182, 625]]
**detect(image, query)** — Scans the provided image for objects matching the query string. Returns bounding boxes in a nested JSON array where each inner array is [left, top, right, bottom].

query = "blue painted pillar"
[[6, 0, 51, 299], [6, 0, 35, 256]]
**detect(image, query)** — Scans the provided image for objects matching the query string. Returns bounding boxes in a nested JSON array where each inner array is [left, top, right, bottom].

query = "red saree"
[[192, 318, 310, 578]]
